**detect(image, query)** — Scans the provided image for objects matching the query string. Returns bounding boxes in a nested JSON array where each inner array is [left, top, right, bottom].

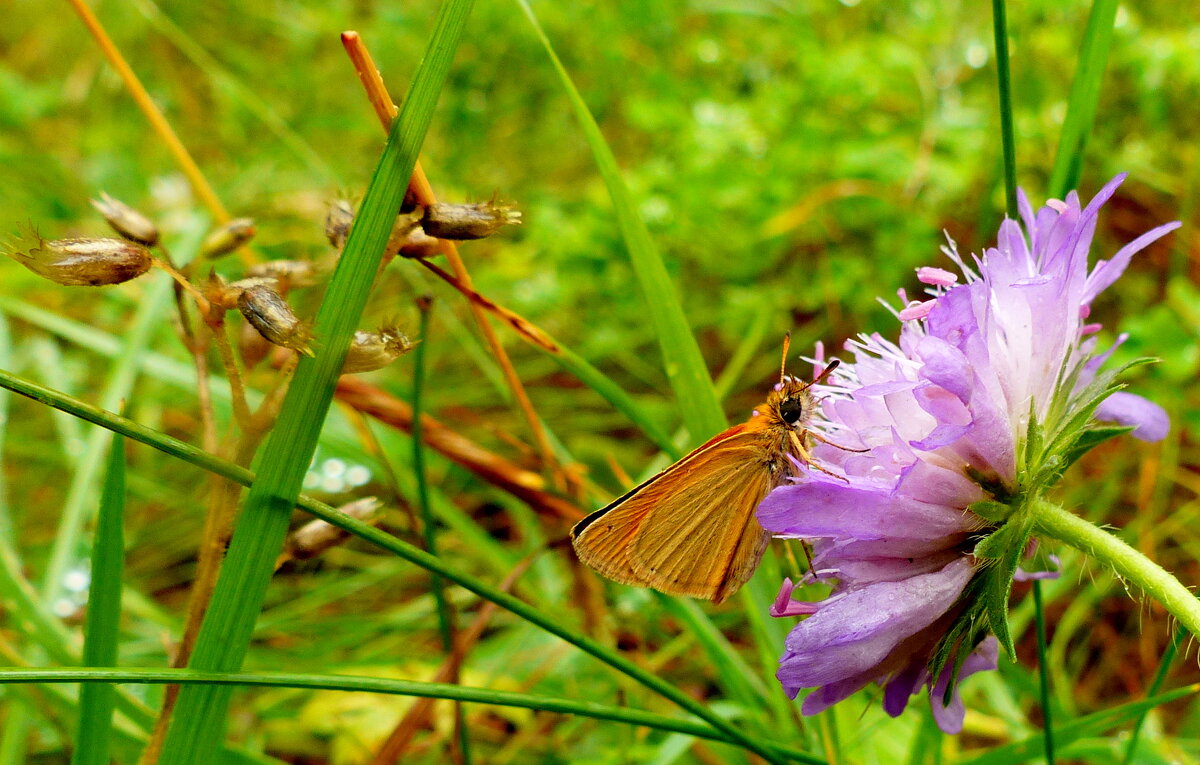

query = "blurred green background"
[[1, 0, 1198, 762]]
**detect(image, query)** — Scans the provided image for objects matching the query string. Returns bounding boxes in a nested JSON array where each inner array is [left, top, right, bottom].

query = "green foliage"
[[0, 0, 1198, 763]]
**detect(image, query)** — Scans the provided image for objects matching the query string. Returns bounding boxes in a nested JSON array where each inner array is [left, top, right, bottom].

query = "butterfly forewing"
[[630, 450, 773, 603], [573, 424, 777, 602]]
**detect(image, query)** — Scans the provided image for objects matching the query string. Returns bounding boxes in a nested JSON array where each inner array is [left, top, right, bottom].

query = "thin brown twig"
[[336, 376, 584, 523], [340, 31, 563, 486]]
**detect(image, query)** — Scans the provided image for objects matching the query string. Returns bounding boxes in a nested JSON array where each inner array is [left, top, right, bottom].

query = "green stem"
[[1033, 499, 1200, 639], [1031, 581, 1055, 765], [991, 0, 1018, 218]]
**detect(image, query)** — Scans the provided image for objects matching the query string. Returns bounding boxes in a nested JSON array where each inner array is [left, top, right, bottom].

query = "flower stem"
[[990, 0, 1019, 218], [1033, 499, 1200, 638]]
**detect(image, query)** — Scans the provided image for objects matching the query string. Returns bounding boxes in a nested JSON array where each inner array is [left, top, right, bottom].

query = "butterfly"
[[571, 340, 842, 603]]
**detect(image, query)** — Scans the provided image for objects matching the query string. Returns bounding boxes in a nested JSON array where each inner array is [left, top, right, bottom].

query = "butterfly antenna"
[[779, 332, 791, 384], [804, 358, 841, 389]]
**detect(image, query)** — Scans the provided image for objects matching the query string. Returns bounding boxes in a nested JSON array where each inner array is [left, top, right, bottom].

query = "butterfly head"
[[764, 375, 815, 430]]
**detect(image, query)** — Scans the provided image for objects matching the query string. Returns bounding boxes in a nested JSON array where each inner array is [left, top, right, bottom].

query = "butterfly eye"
[[778, 397, 806, 425]]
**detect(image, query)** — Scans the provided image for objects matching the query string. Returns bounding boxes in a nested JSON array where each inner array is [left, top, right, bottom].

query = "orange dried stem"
[[340, 31, 562, 481], [66, 0, 229, 224]]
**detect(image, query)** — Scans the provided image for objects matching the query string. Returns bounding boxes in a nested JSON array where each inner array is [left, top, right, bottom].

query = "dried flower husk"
[[279, 497, 382, 565], [341, 325, 414, 374], [90, 192, 160, 246], [5, 232, 153, 286], [325, 200, 355, 249], [237, 281, 312, 355], [246, 259, 325, 290], [200, 217, 256, 260], [238, 319, 273, 369], [421, 201, 522, 240]]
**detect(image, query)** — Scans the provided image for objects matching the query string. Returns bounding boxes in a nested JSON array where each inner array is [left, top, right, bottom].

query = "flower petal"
[[1095, 391, 1170, 442]]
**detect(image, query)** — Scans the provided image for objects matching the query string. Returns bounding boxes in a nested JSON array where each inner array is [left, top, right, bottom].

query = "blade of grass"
[[71, 434, 126, 765], [991, 0, 1018, 219], [157, 2, 479, 760], [0, 667, 823, 762], [1047, 0, 1120, 198], [0, 372, 793, 764], [514, 0, 725, 443], [960, 683, 1200, 765], [1121, 620, 1187, 764], [38, 270, 183, 606], [1031, 580, 1055, 765], [127, 0, 340, 185], [409, 296, 471, 765]]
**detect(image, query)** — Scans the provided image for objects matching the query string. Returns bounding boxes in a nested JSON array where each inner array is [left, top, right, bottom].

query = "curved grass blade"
[[158, 1, 478, 760], [0, 667, 823, 763], [514, 0, 725, 444], [1048, 0, 1120, 198], [71, 434, 126, 765], [0, 372, 793, 764], [409, 298, 471, 763], [959, 684, 1200, 765]]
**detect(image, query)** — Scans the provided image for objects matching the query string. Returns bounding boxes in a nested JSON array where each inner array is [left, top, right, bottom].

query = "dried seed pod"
[[341, 325, 415, 374], [200, 217, 256, 260], [4, 231, 153, 286], [238, 318, 273, 369], [278, 497, 383, 566], [246, 259, 324, 290], [421, 201, 521, 240], [325, 200, 355, 248], [237, 282, 312, 356], [90, 192, 160, 246]]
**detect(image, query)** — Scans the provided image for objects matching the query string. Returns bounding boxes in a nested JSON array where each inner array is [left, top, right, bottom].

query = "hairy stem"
[[1033, 499, 1200, 638]]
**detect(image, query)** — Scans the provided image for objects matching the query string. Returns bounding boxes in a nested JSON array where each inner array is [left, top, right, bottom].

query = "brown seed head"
[[421, 201, 522, 240], [90, 192, 160, 246], [4, 230, 153, 286], [341, 325, 415, 374], [325, 200, 355, 248], [200, 217, 256, 260], [246, 259, 325, 291], [237, 282, 312, 355]]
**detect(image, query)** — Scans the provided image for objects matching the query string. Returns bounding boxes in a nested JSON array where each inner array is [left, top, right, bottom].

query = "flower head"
[[759, 174, 1179, 732]]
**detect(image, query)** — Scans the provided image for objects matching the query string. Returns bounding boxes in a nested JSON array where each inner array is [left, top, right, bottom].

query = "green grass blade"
[[71, 433, 126, 765], [1122, 619, 1187, 764], [38, 255, 188, 605], [1031, 580, 1056, 765], [991, 0, 1018, 219], [551, 344, 679, 458], [410, 298, 472, 764], [1048, 0, 1120, 198], [0, 371, 791, 764], [0, 667, 824, 763], [514, 0, 725, 443], [959, 683, 1200, 765], [158, 1, 478, 760]]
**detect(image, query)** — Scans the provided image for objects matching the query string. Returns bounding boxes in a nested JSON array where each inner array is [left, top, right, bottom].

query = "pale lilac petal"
[[778, 559, 973, 692], [928, 638, 999, 734], [1095, 391, 1170, 442], [1015, 554, 1061, 581], [759, 484, 977, 540], [1083, 221, 1182, 304], [895, 458, 989, 507]]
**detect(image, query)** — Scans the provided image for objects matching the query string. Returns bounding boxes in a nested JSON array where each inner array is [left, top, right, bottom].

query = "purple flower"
[[759, 175, 1179, 732]]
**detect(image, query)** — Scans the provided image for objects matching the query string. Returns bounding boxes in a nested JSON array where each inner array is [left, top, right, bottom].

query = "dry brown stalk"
[[336, 376, 584, 523], [340, 31, 564, 487]]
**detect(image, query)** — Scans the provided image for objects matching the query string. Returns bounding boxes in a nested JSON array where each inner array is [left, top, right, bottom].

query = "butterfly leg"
[[788, 430, 849, 482], [808, 429, 870, 453]]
